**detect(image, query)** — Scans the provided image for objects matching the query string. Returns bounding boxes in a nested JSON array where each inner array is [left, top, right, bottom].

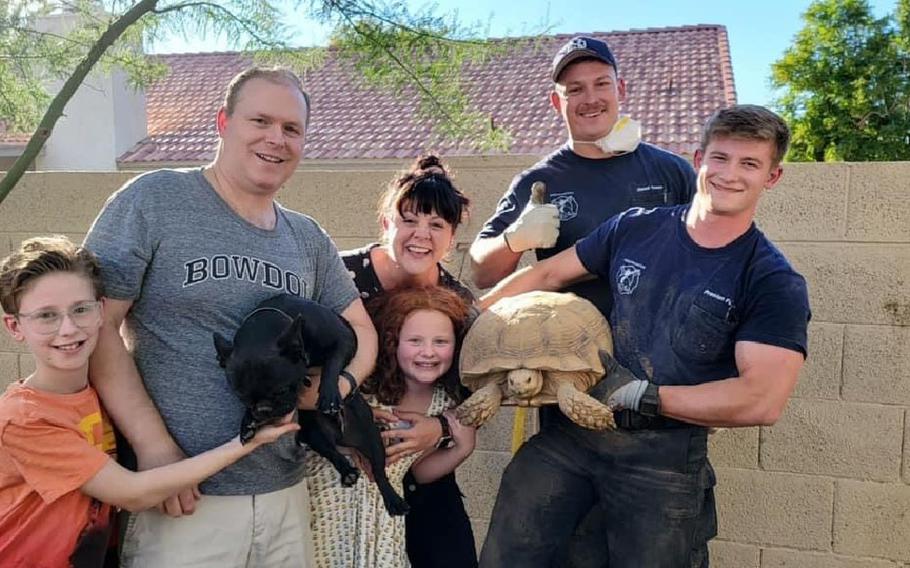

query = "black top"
[[341, 242, 474, 304], [340, 243, 479, 568], [478, 142, 696, 316], [577, 205, 810, 385]]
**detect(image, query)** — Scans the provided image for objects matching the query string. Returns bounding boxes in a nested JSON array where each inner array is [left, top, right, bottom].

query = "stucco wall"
[[32, 14, 148, 171], [1, 159, 908, 567]]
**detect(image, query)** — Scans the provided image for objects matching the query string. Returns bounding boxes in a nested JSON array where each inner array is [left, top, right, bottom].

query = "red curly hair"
[[364, 286, 472, 406]]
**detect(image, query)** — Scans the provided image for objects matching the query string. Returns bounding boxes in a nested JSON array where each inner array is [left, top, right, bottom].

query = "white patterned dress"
[[306, 384, 452, 568]]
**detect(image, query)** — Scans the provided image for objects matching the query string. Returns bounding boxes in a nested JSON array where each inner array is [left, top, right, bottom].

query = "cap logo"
[[569, 38, 588, 50], [557, 38, 590, 59]]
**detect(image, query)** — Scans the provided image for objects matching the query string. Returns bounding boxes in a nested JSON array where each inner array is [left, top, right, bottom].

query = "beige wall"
[[1, 159, 908, 567]]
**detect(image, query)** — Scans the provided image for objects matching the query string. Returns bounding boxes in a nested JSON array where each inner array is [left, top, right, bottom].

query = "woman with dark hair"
[[340, 155, 479, 567], [344, 155, 472, 304]]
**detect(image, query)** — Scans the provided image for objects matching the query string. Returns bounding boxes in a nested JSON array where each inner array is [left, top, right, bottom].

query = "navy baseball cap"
[[551, 36, 618, 82]]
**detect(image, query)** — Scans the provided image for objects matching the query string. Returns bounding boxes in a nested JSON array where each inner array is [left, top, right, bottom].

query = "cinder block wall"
[[1, 159, 908, 566]]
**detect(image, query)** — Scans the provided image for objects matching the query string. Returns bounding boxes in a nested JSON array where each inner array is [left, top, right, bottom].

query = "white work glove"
[[503, 181, 559, 252], [606, 379, 649, 412]]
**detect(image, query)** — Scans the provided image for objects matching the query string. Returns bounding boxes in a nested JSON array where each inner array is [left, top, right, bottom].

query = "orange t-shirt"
[[0, 381, 117, 568]]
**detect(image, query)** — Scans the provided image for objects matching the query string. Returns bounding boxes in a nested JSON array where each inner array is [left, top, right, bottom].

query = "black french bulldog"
[[213, 294, 409, 516]]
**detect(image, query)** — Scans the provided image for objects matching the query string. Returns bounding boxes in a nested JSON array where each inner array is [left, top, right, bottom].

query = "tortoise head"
[[505, 368, 544, 399]]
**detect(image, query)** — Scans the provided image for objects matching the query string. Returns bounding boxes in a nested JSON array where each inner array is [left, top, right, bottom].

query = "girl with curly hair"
[[306, 286, 475, 568]]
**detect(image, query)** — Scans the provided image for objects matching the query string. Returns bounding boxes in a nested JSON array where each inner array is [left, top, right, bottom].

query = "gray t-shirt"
[[84, 168, 358, 495]]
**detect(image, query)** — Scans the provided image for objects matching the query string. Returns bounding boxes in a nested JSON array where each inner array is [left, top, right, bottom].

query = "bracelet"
[[339, 370, 358, 401], [435, 414, 455, 450]]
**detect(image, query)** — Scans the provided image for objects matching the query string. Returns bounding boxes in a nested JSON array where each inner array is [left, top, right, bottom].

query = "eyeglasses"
[[16, 301, 102, 335]]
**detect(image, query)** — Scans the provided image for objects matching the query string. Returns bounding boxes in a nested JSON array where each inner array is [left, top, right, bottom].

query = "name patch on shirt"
[[703, 289, 738, 324]]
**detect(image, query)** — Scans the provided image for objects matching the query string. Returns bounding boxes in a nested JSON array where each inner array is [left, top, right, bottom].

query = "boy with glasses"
[[0, 236, 299, 566]]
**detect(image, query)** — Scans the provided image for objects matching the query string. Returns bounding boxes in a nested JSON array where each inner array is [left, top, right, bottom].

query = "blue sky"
[[150, 0, 896, 107]]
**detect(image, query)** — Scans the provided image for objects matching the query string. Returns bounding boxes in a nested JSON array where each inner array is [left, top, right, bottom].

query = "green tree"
[[771, 0, 910, 161], [0, 0, 508, 205]]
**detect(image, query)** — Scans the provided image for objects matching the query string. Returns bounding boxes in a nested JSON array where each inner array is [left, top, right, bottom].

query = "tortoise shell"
[[460, 291, 613, 396]]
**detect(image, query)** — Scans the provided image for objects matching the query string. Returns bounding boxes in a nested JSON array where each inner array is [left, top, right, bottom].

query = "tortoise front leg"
[[553, 373, 616, 431], [456, 380, 504, 428]]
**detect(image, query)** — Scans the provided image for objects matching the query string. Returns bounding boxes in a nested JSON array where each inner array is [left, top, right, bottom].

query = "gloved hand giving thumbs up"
[[502, 181, 560, 253]]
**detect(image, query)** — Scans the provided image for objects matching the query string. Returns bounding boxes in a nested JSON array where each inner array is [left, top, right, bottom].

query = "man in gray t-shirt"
[[85, 68, 377, 567]]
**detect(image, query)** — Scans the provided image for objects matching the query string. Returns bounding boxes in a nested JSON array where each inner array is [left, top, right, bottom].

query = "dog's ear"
[[277, 316, 308, 364], [213, 333, 234, 368]]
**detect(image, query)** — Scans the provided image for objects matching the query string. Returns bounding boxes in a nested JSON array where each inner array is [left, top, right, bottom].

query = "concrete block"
[[449, 169, 524, 245], [715, 468, 833, 550], [0, 173, 128, 233], [459, 248, 537, 293], [761, 548, 900, 568], [834, 479, 910, 561], [5, 233, 87, 252], [842, 325, 910, 406], [0, 353, 18, 389], [904, 415, 910, 485], [846, 162, 910, 242], [0, 331, 28, 353], [755, 162, 848, 241], [708, 540, 759, 568], [708, 427, 759, 469], [793, 322, 843, 400], [332, 237, 373, 254], [760, 399, 903, 481], [279, 170, 390, 240], [18, 354, 35, 377], [474, 405, 539, 453], [780, 243, 910, 326], [439, 247, 466, 285], [280, 165, 525, 245], [472, 519, 489, 559], [459, 449, 512, 522]]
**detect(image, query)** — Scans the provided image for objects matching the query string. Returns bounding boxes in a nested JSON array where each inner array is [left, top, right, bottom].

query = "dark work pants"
[[479, 413, 716, 568]]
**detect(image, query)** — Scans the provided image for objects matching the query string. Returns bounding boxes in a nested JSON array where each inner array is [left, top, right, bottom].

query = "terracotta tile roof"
[[0, 132, 30, 149], [120, 25, 736, 164]]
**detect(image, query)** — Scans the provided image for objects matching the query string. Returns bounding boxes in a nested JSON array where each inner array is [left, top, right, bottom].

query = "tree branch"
[[326, 0, 456, 124], [152, 1, 281, 47], [335, 0, 487, 47], [0, 0, 161, 206]]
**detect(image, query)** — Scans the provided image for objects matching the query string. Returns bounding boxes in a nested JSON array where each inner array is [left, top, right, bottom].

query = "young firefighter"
[[477, 105, 810, 567]]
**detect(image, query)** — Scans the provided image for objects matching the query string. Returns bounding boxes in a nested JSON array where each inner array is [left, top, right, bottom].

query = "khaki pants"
[[121, 481, 315, 567]]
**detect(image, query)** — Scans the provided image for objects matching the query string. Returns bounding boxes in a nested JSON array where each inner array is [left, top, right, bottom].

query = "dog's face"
[[214, 315, 309, 424]]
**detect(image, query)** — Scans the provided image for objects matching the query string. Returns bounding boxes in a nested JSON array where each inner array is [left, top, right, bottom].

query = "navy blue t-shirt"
[[478, 143, 695, 315], [576, 206, 810, 386]]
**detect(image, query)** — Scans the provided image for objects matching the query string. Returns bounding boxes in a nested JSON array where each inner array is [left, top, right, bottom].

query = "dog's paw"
[[317, 392, 343, 416], [384, 495, 410, 517], [341, 469, 360, 487], [240, 427, 256, 445]]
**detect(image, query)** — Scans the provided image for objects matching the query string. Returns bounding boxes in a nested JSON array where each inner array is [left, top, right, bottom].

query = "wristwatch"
[[435, 415, 455, 449], [638, 382, 661, 417]]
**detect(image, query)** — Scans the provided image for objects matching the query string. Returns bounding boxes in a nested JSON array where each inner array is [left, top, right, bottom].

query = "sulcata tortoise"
[[455, 290, 616, 430]]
